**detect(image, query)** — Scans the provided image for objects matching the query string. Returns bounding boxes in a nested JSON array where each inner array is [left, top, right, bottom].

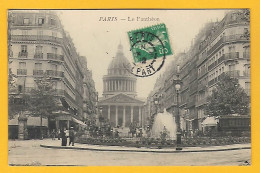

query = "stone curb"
[[40, 144, 251, 153]]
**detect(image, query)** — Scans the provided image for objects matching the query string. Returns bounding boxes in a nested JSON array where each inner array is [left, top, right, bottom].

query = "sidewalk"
[[39, 139, 251, 153]]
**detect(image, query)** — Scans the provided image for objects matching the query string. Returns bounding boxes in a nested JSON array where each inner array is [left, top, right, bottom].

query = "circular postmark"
[[125, 31, 166, 77]]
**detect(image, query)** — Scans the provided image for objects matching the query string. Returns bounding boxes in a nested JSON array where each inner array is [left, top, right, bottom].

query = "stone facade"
[[146, 10, 250, 133], [8, 10, 97, 134]]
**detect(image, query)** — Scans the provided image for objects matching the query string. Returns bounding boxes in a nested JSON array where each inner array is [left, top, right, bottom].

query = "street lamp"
[[154, 94, 159, 115], [174, 65, 182, 150]]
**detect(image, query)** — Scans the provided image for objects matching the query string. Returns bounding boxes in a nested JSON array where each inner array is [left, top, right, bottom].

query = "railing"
[[197, 54, 208, 66], [33, 70, 44, 76], [217, 54, 225, 64], [47, 53, 64, 61], [225, 34, 247, 42], [34, 53, 43, 59], [18, 52, 28, 58], [11, 35, 63, 44], [208, 61, 217, 71], [243, 71, 250, 77], [208, 77, 218, 86], [243, 52, 250, 59], [226, 70, 240, 78], [224, 52, 239, 60], [207, 34, 247, 56], [187, 97, 196, 108], [198, 81, 207, 91], [46, 70, 63, 77], [63, 77, 75, 91], [198, 69, 207, 78], [195, 97, 207, 107], [17, 69, 27, 75], [207, 37, 224, 55]]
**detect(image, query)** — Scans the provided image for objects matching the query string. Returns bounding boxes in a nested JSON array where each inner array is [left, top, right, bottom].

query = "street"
[[8, 139, 251, 166]]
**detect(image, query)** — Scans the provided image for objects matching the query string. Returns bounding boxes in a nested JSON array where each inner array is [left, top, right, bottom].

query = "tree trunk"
[[40, 114, 43, 139]]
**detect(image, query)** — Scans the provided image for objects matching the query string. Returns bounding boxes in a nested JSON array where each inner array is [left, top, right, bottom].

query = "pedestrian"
[[61, 128, 67, 146], [69, 127, 75, 146], [51, 129, 56, 140], [57, 129, 60, 140]]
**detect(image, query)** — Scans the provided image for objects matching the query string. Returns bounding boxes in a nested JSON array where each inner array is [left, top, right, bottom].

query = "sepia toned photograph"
[[8, 9, 251, 166]]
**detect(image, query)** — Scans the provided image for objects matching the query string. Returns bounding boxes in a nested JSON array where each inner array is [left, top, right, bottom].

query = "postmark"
[[126, 23, 173, 77]]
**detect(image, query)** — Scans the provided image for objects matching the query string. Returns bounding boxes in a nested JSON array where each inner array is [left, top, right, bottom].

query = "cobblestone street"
[[8, 139, 251, 166]]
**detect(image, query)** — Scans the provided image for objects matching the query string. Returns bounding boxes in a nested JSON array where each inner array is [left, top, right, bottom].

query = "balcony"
[[33, 70, 44, 76], [208, 61, 217, 71], [18, 52, 28, 58], [224, 52, 239, 61], [46, 70, 63, 78], [17, 69, 27, 75], [217, 54, 225, 64], [47, 53, 64, 61], [225, 34, 248, 42], [187, 97, 196, 108], [34, 53, 43, 59], [198, 81, 207, 91], [11, 35, 63, 44], [243, 71, 250, 77], [226, 70, 240, 78], [243, 52, 250, 59], [208, 78, 218, 86], [207, 34, 248, 56], [207, 37, 224, 55], [195, 97, 207, 107]]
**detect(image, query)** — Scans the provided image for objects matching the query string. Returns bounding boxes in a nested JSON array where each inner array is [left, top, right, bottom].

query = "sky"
[[58, 10, 230, 99]]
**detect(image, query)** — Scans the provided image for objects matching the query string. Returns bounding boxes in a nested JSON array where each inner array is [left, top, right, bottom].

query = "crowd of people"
[[51, 127, 75, 146]]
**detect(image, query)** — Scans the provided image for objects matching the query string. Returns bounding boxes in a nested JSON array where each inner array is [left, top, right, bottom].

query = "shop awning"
[[72, 117, 87, 127], [201, 116, 218, 127], [8, 115, 48, 127]]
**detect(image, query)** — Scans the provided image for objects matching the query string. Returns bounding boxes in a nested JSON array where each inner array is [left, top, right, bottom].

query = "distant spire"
[[117, 42, 123, 54]]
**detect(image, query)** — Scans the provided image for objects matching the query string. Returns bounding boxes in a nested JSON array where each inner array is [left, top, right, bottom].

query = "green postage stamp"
[[127, 23, 173, 77], [128, 23, 172, 63]]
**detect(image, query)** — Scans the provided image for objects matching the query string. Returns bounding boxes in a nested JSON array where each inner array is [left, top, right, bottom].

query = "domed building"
[[98, 44, 144, 128]]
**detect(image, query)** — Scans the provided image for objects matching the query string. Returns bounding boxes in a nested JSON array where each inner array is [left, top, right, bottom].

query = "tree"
[[28, 74, 60, 138], [205, 73, 250, 116], [8, 69, 30, 119]]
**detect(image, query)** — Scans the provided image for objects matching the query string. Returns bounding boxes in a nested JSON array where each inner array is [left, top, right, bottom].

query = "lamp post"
[[174, 65, 182, 150]]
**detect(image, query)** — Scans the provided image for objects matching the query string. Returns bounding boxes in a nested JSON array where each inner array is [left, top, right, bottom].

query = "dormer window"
[[23, 18, 30, 25], [50, 18, 56, 25], [38, 18, 44, 25]]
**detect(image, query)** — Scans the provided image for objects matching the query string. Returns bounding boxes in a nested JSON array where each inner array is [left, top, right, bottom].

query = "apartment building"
[[8, 10, 97, 138], [146, 10, 250, 133]]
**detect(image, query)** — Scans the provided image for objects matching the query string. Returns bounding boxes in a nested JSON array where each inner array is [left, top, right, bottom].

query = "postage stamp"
[[127, 23, 173, 77]]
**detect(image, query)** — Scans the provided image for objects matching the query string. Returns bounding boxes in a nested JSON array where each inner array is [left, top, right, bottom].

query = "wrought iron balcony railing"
[[17, 69, 27, 75]]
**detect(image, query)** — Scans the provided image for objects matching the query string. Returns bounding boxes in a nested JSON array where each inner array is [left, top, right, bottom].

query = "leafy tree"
[[28, 74, 60, 137], [8, 69, 30, 119], [205, 73, 250, 116]]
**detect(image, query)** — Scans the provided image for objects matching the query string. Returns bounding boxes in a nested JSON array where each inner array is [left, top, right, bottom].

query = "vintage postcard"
[[7, 9, 251, 167]]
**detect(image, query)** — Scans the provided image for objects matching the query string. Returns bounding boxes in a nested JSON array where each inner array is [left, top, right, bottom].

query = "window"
[[18, 85, 23, 93], [38, 18, 44, 25], [23, 18, 30, 25], [19, 62, 26, 69], [35, 45, 43, 54], [229, 64, 235, 71], [51, 47, 57, 54], [50, 18, 56, 25], [52, 31, 57, 37], [51, 64, 58, 71], [35, 63, 42, 70], [21, 45, 27, 53]]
